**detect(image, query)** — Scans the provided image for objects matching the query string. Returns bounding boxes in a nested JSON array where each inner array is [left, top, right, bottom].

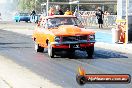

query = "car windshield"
[[47, 17, 83, 28]]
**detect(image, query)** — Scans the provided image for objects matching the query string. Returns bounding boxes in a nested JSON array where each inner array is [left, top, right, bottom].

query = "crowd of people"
[[30, 6, 114, 28], [80, 9, 113, 28], [48, 6, 114, 28], [48, 6, 73, 16]]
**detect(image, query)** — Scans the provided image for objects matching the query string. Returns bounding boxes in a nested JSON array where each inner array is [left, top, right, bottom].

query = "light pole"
[[77, 0, 79, 13], [46, 0, 49, 16], [69, 0, 79, 12], [35, 0, 37, 11], [41, 3, 46, 14], [125, 0, 128, 44]]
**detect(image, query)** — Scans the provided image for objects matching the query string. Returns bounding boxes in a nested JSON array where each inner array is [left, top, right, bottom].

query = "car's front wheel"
[[86, 46, 94, 58], [35, 42, 44, 52], [48, 42, 55, 58]]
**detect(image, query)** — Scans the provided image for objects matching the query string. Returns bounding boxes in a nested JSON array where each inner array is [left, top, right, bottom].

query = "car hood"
[[50, 25, 95, 36]]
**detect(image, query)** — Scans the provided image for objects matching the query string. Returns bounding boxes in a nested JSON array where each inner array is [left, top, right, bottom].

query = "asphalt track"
[[0, 23, 132, 88]]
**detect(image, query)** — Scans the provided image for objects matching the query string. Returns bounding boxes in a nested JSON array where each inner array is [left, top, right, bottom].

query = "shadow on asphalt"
[[0, 47, 32, 49], [0, 42, 30, 45], [0, 42, 128, 59], [49, 50, 128, 59], [94, 48, 128, 59], [0, 42, 33, 49]]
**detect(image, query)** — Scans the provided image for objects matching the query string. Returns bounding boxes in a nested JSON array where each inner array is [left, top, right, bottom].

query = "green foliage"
[[18, 0, 47, 13], [50, 0, 68, 2], [18, 0, 117, 14], [18, 0, 35, 12]]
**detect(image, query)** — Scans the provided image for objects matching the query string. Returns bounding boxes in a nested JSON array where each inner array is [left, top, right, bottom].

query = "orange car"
[[32, 15, 95, 58]]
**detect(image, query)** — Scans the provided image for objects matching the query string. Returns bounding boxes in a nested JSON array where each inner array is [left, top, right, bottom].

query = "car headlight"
[[55, 36, 61, 42], [89, 35, 95, 40]]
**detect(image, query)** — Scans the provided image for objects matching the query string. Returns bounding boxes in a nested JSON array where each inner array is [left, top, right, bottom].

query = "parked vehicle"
[[32, 15, 96, 58], [14, 13, 30, 22]]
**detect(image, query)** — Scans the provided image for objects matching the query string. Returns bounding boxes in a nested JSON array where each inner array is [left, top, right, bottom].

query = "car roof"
[[41, 15, 76, 19], [19, 12, 28, 14]]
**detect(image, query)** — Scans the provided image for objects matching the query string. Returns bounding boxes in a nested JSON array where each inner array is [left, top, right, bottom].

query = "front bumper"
[[50, 40, 96, 49], [51, 40, 95, 45]]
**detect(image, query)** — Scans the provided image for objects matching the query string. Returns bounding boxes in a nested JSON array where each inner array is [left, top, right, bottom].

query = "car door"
[[34, 19, 42, 44]]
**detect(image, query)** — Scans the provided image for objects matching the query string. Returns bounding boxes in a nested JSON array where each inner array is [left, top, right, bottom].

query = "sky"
[[0, 0, 7, 3], [0, 0, 16, 21]]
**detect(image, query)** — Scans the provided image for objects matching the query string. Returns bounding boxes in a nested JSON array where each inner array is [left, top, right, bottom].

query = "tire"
[[48, 42, 54, 58], [35, 42, 44, 52], [86, 46, 94, 58], [16, 20, 18, 22]]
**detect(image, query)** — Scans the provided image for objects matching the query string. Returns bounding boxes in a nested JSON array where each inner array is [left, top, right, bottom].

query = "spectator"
[[55, 6, 64, 15], [64, 8, 72, 15], [31, 10, 36, 22], [49, 7, 55, 16], [96, 7, 104, 28], [73, 8, 81, 17], [58, 9, 64, 15], [104, 11, 110, 27]]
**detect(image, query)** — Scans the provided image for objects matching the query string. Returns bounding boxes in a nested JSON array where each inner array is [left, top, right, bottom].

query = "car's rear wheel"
[[86, 46, 94, 58], [48, 42, 55, 58], [35, 42, 44, 52]]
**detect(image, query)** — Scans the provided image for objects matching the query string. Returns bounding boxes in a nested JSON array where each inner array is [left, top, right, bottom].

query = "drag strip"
[[0, 29, 132, 88]]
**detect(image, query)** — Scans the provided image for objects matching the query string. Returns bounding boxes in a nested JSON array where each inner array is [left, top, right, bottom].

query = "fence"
[[79, 11, 117, 27]]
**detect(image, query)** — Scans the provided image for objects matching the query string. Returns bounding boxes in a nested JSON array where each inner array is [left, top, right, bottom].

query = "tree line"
[[18, 0, 116, 14], [18, 0, 69, 13]]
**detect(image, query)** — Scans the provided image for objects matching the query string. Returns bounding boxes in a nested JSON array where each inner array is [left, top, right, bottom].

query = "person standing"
[[55, 6, 64, 15], [48, 7, 55, 16], [31, 10, 36, 22], [58, 9, 64, 15], [104, 11, 110, 27], [96, 7, 104, 28], [64, 8, 72, 15], [73, 8, 81, 18]]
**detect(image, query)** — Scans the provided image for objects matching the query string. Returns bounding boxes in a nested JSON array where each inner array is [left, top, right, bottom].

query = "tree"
[[18, 0, 75, 13], [18, 0, 116, 14]]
